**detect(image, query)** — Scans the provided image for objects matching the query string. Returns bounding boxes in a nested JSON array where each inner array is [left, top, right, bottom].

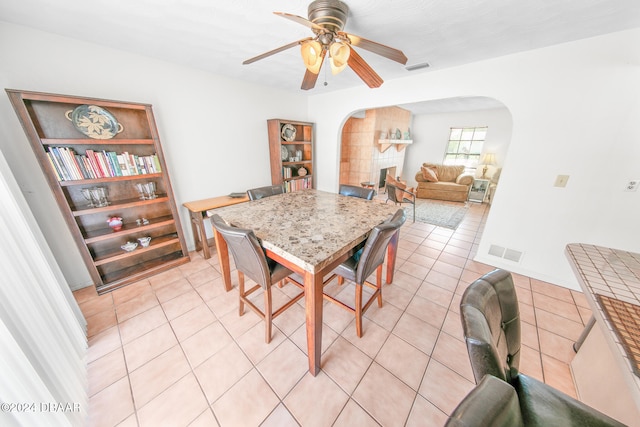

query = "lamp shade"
[[329, 41, 350, 75], [300, 40, 324, 74], [480, 153, 496, 166]]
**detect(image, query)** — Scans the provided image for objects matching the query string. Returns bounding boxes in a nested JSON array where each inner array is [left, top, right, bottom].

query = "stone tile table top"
[[210, 189, 400, 273]]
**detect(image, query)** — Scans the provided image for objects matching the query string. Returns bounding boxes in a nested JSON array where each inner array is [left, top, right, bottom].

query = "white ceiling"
[[1, 0, 639, 99]]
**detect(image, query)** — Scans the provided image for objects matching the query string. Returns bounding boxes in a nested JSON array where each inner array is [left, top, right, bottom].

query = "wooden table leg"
[[214, 228, 232, 292], [190, 210, 212, 259], [386, 229, 400, 284], [304, 270, 323, 376], [189, 211, 202, 252]]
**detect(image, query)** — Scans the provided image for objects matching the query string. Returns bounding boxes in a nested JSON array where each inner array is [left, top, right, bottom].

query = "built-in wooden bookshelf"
[[6, 89, 189, 294], [267, 119, 314, 191]]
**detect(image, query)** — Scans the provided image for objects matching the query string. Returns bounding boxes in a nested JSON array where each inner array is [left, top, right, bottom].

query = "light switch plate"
[[554, 175, 569, 187]]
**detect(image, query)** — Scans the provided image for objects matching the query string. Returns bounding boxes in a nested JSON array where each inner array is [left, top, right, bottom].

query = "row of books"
[[282, 166, 296, 179], [46, 147, 162, 181], [284, 176, 312, 192]]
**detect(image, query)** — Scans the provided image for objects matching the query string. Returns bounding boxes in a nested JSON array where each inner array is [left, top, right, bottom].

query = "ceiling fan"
[[243, 0, 408, 90]]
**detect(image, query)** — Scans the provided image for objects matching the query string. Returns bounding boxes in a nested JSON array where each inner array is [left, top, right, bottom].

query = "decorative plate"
[[281, 123, 296, 142], [297, 167, 307, 176], [280, 145, 289, 161], [65, 105, 123, 139]]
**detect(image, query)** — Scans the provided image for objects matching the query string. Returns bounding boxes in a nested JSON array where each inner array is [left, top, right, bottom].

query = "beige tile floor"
[[75, 200, 592, 427]]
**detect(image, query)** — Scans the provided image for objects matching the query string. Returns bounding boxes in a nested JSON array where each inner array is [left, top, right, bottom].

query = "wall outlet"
[[554, 175, 569, 187], [625, 180, 639, 192]]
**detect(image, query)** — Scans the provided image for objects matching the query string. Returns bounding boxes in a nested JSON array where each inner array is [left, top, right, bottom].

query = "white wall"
[[2, 20, 640, 291], [308, 28, 640, 289], [404, 107, 513, 187], [0, 22, 308, 289]]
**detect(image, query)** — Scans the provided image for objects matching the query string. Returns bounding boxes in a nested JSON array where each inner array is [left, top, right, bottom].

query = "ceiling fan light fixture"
[[329, 41, 349, 74], [301, 39, 324, 74]]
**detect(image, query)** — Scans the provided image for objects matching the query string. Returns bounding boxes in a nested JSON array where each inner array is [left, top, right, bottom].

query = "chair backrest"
[[338, 184, 375, 200], [247, 184, 284, 201], [445, 374, 525, 427], [210, 214, 271, 289], [355, 209, 406, 284], [460, 269, 521, 384], [385, 183, 400, 203]]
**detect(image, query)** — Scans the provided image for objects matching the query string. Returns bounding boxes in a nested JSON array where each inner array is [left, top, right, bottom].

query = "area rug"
[[403, 200, 468, 229]]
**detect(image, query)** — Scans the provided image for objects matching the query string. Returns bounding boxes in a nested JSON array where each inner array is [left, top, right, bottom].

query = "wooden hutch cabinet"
[[7, 89, 189, 294], [267, 119, 314, 192]]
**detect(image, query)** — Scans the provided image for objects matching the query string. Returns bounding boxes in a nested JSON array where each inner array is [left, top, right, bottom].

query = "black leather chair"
[[323, 209, 406, 337], [454, 269, 625, 426], [246, 184, 284, 201], [211, 214, 304, 343], [338, 184, 375, 200], [385, 183, 415, 223], [446, 374, 526, 427]]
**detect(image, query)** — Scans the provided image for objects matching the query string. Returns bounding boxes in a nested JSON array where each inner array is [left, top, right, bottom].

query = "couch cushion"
[[421, 166, 439, 182], [456, 174, 475, 185], [422, 163, 465, 182]]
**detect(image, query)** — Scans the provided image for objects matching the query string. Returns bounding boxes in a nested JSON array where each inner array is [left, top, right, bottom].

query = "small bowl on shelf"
[[137, 236, 151, 247], [121, 242, 138, 252]]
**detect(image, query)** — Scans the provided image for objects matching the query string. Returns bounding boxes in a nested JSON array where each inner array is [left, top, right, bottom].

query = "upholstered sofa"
[[414, 163, 474, 202]]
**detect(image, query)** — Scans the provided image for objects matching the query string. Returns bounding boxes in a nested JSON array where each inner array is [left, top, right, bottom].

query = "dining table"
[[209, 189, 401, 376]]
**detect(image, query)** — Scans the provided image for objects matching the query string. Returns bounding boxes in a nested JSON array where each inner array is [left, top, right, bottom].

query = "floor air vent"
[[488, 245, 523, 263], [488, 245, 505, 257]]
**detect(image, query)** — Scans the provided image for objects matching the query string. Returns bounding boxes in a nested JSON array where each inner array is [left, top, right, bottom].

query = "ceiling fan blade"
[[274, 12, 324, 31], [301, 69, 320, 90], [340, 32, 408, 65], [347, 47, 383, 88], [243, 38, 312, 65], [301, 50, 326, 90]]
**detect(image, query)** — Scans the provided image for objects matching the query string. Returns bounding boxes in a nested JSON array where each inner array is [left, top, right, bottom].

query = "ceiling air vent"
[[405, 62, 430, 71]]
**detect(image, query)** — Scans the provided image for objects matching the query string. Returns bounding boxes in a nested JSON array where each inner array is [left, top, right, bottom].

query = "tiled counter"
[[566, 243, 640, 427]]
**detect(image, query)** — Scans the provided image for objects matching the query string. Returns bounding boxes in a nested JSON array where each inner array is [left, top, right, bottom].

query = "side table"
[[468, 179, 490, 203], [183, 194, 249, 259]]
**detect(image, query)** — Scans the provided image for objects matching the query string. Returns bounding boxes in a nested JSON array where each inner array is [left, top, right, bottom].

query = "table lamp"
[[480, 153, 496, 179]]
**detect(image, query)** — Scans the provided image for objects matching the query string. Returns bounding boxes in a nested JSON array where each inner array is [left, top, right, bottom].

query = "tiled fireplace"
[[340, 106, 411, 190]]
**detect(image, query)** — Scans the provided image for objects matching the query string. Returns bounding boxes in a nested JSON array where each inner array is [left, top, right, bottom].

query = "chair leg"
[[355, 283, 363, 337], [264, 287, 272, 343], [238, 271, 245, 316], [376, 265, 383, 307], [412, 202, 416, 223]]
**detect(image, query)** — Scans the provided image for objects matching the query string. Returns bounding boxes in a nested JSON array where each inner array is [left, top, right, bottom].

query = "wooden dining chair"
[[338, 184, 375, 200], [322, 208, 406, 337], [385, 183, 415, 223], [210, 214, 304, 343], [246, 184, 285, 201]]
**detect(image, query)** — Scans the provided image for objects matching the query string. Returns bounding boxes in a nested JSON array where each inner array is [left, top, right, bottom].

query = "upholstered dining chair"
[[246, 184, 284, 201], [456, 269, 625, 426], [210, 214, 304, 343], [338, 184, 375, 200], [385, 183, 415, 223], [322, 208, 406, 337]]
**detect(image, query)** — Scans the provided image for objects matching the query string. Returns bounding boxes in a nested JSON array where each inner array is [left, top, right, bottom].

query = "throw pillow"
[[421, 166, 439, 182]]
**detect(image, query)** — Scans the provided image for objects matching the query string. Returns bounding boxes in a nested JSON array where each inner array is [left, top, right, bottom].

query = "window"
[[444, 127, 487, 168]]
